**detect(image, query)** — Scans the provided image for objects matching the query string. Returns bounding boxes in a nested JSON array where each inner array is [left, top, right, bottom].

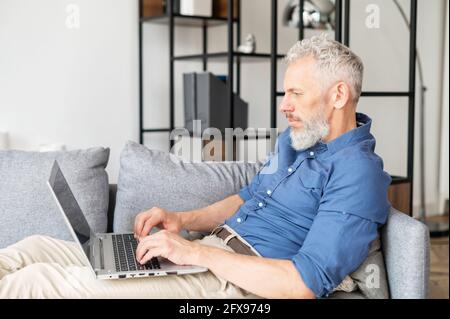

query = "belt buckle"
[[222, 233, 236, 245], [211, 225, 224, 236]]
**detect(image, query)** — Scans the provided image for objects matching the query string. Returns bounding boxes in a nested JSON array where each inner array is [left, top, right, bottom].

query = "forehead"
[[284, 56, 317, 89], [286, 56, 315, 78]]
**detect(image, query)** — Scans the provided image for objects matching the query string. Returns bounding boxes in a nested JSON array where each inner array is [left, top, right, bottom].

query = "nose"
[[279, 95, 295, 113]]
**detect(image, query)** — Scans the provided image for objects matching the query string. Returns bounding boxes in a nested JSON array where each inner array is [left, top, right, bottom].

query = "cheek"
[[303, 96, 324, 117], [290, 93, 322, 121], [291, 98, 312, 119]]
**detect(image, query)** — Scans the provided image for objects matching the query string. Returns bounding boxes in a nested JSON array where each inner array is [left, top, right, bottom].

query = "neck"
[[322, 106, 357, 143]]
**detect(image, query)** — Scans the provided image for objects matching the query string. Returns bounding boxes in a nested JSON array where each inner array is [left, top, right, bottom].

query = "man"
[[0, 34, 391, 298]]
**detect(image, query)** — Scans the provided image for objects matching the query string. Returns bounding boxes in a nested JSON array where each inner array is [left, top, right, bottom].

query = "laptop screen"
[[48, 161, 92, 246]]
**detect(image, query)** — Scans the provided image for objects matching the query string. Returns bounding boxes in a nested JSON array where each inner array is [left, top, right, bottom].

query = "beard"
[[289, 110, 329, 151]]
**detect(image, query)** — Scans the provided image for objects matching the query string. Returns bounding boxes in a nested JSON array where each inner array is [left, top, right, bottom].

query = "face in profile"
[[279, 55, 330, 151]]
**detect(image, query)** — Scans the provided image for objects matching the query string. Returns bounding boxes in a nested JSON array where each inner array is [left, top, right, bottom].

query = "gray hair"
[[285, 34, 364, 103]]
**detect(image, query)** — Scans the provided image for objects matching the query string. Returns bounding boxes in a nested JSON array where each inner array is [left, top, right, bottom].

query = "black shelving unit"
[[139, 0, 284, 150], [139, 0, 417, 214], [139, 2, 240, 148]]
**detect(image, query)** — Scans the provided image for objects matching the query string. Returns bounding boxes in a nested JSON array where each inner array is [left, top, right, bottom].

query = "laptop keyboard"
[[112, 234, 161, 272]]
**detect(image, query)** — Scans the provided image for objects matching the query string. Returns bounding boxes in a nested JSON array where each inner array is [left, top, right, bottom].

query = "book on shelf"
[[183, 72, 248, 134]]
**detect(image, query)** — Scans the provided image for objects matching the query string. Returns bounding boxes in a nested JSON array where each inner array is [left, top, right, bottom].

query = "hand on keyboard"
[[135, 230, 201, 266], [134, 207, 182, 240], [112, 234, 161, 272]]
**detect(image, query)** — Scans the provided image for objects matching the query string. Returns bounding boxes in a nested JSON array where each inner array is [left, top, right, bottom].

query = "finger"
[[134, 211, 148, 237], [135, 236, 158, 261], [135, 210, 155, 238], [139, 247, 163, 265], [139, 214, 162, 239]]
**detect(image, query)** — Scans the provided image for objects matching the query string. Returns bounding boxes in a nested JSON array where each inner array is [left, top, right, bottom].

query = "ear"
[[331, 82, 351, 109]]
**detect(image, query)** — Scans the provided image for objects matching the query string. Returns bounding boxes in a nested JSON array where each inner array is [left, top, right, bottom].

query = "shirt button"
[[287, 167, 293, 173], [258, 202, 264, 207], [266, 190, 272, 195], [237, 218, 242, 223], [309, 151, 315, 156]]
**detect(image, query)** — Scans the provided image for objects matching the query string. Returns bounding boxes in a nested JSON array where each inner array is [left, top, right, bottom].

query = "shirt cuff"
[[292, 252, 329, 298], [238, 186, 252, 202]]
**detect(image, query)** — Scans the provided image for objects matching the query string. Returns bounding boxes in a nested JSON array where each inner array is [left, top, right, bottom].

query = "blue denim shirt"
[[225, 113, 392, 297]]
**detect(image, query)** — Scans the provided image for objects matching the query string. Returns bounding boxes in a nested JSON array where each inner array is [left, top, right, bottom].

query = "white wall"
[[413, 0, 447, 215], [0, 0, 447, 216], [0, 0, 139, 182], [439, 2, 449, 212]]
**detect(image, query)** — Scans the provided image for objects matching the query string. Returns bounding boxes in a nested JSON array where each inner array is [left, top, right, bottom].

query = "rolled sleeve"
[[292, 211, 379, 297], [238, 185, 253, 201], [238, 145, 279, 202], [238, 165, 266, 202]]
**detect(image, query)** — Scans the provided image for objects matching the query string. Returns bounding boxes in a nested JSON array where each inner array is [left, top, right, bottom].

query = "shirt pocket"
[[275, 168, 323, 217], [298, 168, 324, 190]]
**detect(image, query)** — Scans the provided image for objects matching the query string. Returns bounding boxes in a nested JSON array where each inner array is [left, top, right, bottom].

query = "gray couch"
[[0, 145, 430, 299], [106, 183, 430, 299]]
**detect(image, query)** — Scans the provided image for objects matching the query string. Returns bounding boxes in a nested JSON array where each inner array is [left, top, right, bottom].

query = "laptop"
[[47, 160, 207, 280]]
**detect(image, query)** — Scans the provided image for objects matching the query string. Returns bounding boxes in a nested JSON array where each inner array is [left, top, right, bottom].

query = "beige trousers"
[[0, 234, 262, 299]]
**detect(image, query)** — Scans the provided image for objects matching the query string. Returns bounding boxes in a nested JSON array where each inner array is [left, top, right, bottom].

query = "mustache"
[[285, 113, 301, 122]]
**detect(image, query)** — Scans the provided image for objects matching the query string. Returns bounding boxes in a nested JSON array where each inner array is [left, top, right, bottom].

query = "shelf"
[[390, 176, 410, 184], [144, 128, 277, 140], [142, 128, 172, 133], [276, 91, 412, 97], [173, 52, 285, 61], [141, 133, 411, 183], [190, 132, 276, 140], [361, 91, 412, 97], [141, 14, 237, 27]]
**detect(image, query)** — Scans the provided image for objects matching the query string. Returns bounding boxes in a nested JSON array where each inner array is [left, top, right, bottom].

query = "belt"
[[212, 227, 257, 256]]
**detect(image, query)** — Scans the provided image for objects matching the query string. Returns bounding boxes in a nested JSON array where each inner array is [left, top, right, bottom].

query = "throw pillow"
[[113, 141, 262, 233], [0, 147, 110, 248], [333, 235, 390, 299], [348, 235, 390, 298]]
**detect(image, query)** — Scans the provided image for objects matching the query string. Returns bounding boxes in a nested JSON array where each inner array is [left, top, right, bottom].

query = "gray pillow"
[[349, 236, 390, 298], [332, 235, 389, 299], [113, 141, 262, 233], [0, 147, 110, 248]]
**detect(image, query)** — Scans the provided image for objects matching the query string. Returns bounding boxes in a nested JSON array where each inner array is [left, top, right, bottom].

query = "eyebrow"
[[285, 87, 304, 93]]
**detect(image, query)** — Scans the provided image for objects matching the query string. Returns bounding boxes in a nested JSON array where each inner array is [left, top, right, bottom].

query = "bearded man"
[[0, 35, 391, 299]]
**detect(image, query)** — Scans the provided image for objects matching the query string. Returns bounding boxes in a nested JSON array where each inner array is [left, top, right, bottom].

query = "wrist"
[[190, 242, 209, 266], [177, 211, 190, 230]]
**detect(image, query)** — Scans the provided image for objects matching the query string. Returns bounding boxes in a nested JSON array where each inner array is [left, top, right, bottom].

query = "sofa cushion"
[[113, 141, 262, 233], [342, 235, 390, 298], [327, 291, 366, 299], [0, 147, 110, 248]]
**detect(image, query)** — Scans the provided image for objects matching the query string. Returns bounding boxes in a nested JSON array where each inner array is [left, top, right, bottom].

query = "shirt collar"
[[306, 112, 373, 156]]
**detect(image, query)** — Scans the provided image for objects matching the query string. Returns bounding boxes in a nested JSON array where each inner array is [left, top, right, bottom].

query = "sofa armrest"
[[381, 208, 430, 299]]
